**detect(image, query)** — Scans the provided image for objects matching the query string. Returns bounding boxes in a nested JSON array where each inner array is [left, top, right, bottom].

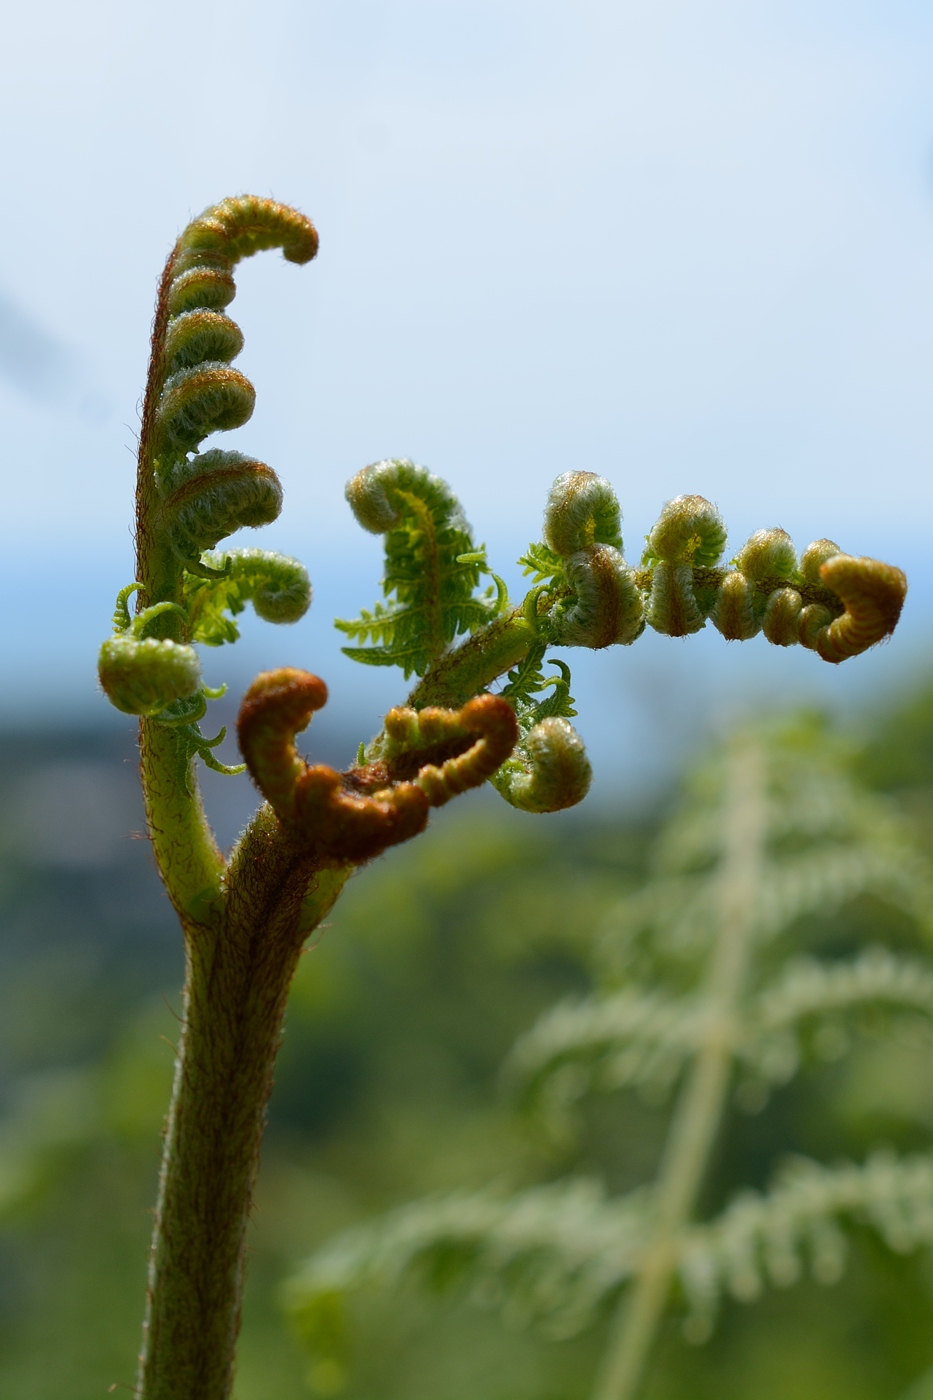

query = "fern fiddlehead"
[[339, 458, 503, 675], [95, 194, 909, 1400], [340, 465, 905, 815], [237, 668, 518, 860]]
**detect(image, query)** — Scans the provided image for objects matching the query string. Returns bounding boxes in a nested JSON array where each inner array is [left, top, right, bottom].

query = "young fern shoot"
[[287, 723, 933, 1400], [98, 196, 908, 1400]]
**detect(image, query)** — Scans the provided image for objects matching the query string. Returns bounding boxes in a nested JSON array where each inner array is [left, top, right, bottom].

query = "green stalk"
[[131, 256, 356, 1396], [137, 810, 350, 1399], [590, 733, 767, 1400], [408, 608, 538, 708]]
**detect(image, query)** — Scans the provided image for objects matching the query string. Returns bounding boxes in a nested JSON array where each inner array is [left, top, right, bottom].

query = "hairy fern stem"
[[591, 735, 766, 1400], [139, 840, 349, 1398]]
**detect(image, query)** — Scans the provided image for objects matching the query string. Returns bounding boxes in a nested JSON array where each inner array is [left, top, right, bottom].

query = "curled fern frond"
[[176, 195, 319, 266], [543, 471, 623, 554], [679, 1151, 933, 1341], [338, 459, 500, 677], [377, 696, 520, 805], [236, 669, 329, 819], [135, 195, 318, 586], [526, 473, 645, 649], [634, 496, 906, 660], [167, 256, 237, 316], [550, 547, 645, 648], [164, 310, 245, 374], [489, 647, 592, 812], [815, 555, 908, 663], [98, 634, 202, 718], [156, 450, 283, 564], [492, 717, 593, 813], [155, 364, 256, 455], [98, 584, 202, 716], [184, 548, 310, 645], [285, 1178, 650, 1350], [643, 494, 729, 569], [237, 671, 518, 862]]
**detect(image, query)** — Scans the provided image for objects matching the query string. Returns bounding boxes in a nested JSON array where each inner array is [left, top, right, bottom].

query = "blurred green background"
[[4, 680, 933, 1399]]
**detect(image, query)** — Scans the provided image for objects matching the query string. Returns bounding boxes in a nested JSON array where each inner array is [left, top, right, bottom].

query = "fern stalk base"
[[137, 819, 349, 1400]]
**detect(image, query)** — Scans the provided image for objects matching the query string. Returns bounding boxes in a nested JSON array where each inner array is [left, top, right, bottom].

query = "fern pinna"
[[95, 195, 907, 1399], [287, 722, 933, 1400]]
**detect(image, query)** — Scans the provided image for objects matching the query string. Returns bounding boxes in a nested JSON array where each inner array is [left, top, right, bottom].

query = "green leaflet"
[[183, 548, 311, 645], [338, 459, 501, 677], [519, 540, 566, 587], [500, 643, 578, 730]]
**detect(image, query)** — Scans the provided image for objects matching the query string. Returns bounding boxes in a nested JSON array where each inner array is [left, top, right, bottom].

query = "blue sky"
[[2, 1, 932, 788]]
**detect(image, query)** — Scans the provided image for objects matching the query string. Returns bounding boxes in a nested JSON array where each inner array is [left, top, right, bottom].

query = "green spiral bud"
[[344, 458, 467, 536], [493, 716, 592, 813], [644, 562, 708, 636], [158, 450, 283, 562], [548, 546, 644, 648], [166, 256, 237, 316], [800, 539, 842, 585], [734, 528, 797, 581], [798, 603, 836, 650], [711, 572, 759, 641], [543, 472, 623, 556], [164, 310, 244, 374], [155, 363, 255, 453], [762, 587, 803, 646], [98, 634, 201, 717], [177, 196, 319, 267], [644, 495, 727, 567], [815, 555, 907, 663]]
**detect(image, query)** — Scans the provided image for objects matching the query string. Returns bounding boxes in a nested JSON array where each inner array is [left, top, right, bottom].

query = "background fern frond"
[[505, 989, 701, 1117], [286, 1178, 651, 1347], [679, 1151, 933, 1340], [754, 948, 933, 1032], [736, 949, 933, 1088], [757, 843, 933, 941]]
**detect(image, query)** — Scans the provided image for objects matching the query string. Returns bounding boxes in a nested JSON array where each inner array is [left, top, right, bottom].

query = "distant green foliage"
[[287, 720, 933, 1400]]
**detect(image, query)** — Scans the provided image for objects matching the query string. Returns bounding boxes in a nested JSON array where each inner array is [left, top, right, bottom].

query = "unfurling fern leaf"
[[183, 548, 311, 645], [338, 459, 501, 676], [520, 472, 645, 649], [100, 198, 321, 778]]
